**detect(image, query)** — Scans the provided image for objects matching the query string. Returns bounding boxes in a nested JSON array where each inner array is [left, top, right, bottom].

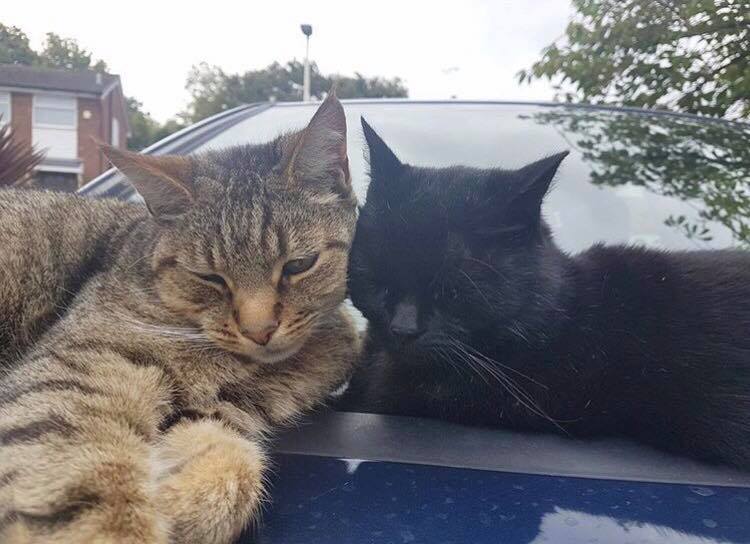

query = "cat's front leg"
[[154, 419, 267, 544], [0, 355, 170, 544]]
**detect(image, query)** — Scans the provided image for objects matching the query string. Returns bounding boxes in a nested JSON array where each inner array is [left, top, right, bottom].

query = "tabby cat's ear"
[[100, 144, 194, 222], [361, 117, 403, 181], [282, 93, 351, 200]]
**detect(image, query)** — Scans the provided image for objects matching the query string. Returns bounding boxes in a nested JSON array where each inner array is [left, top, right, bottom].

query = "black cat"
[[339, 117, 750, 469]]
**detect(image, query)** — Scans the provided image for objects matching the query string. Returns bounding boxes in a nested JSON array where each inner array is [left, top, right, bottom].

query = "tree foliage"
[[125, 97, 186, 151], [38, 32, 108, 72], [184, 60, 408, 123], [0, 23, 37, 65], [125, 98, 160, 151], [519, 0, 750, 119]]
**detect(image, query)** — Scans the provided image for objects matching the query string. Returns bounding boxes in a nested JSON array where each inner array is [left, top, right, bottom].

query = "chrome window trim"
[[275, 411, 750, 488]]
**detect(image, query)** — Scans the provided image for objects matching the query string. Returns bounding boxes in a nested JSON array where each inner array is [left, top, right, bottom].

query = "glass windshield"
[[196, 102, 750, 252]]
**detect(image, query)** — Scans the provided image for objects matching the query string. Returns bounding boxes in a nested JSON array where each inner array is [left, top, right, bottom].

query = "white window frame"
[[32, 94, 77, 130], [111, 117, 120, 147], [0, 91, 10, 126]]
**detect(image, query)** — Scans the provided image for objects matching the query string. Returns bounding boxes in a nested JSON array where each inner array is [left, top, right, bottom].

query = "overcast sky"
[[4, 1, 572, 122]]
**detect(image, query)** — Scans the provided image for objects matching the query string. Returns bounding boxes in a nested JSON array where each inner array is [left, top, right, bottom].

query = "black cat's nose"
[[389, 300, 423, 339]]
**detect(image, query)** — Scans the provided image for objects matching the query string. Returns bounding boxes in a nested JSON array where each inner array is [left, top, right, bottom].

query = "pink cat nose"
[[241, 321, 279, 346]]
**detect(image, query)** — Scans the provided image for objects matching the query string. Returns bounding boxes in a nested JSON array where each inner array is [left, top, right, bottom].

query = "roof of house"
[[0, 64, 121, 96]]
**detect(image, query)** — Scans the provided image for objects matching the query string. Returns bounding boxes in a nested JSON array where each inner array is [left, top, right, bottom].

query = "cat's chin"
[[383, 340, 436, 365], [229, 341, 305, 365]]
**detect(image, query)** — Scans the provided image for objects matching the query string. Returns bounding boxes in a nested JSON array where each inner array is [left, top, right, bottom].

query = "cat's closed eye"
[[191, 271, 228, 290], [282, 253, 319, 276]]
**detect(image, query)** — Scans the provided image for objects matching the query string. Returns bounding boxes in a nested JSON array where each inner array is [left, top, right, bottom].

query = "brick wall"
[[10, 92, 32, 146], [77, 97, 102, 184]]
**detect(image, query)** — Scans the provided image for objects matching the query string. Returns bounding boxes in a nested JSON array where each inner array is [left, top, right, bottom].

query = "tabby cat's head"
[[103, 95, 356, 364], [349, 118, 568, 363]]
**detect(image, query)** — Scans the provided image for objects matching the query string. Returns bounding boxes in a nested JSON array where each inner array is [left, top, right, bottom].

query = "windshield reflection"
[[196, 102, 750, 251], [531, 507, 732, 544], [524, 109, 750, 247]]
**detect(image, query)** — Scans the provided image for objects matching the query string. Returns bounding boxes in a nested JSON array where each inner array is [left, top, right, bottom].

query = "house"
[[0, 64, 129, 191]]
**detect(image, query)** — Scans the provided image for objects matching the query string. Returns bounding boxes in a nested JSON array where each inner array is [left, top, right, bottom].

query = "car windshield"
[[192, 101, 750, 253]]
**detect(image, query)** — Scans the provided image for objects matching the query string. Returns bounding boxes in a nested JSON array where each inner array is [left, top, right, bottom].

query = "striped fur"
[[0, 95, 360, 543]]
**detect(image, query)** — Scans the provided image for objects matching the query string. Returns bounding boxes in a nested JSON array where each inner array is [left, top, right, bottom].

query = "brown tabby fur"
[[0, 95, 360, 543]]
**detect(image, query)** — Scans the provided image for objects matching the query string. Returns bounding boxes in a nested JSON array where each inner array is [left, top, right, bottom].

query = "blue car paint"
[[249, 454, 750, 544]]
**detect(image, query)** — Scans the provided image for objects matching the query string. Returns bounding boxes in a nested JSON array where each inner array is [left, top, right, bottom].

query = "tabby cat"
[[0, 94, 359, 543], [340, 118, 750, 469]]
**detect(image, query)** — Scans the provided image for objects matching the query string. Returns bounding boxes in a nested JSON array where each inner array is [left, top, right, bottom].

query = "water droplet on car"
[[400, 529, 415, 543], [690, 486, 715, 497]]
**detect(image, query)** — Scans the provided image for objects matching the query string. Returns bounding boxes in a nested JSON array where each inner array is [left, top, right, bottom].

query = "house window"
[[32, 94, 77, 159], [33, 95, 76, 128], [111, 117, 120, 147], [0, 91, 10, 125]]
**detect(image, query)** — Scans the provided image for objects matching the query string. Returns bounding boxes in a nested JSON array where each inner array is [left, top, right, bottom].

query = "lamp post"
[[300, 24, 313, 102]]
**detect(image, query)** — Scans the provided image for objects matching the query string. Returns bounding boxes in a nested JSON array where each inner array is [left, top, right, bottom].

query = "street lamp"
[[300, 24, 313, 102]]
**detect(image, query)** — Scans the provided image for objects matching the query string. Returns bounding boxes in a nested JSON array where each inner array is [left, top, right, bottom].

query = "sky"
[[4, 0, 572, 123]]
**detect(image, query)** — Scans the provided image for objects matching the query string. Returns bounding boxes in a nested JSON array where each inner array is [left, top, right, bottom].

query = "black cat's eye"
[[282, 253, 319, 276], [192, 271, 228, 289]]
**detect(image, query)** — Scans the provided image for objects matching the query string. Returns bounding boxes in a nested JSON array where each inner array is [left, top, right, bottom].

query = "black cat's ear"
[[100, 143, 194, 222], [508, 151, 569, 221], [361, 117, 403, 181], [282, 92, 351, 200]]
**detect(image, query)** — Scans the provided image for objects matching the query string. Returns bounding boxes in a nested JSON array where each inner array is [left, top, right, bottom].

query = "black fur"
[[339, 118, 750, 468]]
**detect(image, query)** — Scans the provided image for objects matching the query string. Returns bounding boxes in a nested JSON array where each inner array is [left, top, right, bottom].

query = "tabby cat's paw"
[[156, 420, 267, 544]]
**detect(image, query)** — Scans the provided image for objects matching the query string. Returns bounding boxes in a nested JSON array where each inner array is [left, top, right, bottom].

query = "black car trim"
[[275, 411, 750, 488]]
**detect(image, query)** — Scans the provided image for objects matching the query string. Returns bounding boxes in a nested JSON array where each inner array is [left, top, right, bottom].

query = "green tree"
[[38, 32, 108, 71], [151, 119, 185, 143], [183, 60, 408, 123], [519, 0, 750, 119], [125, 97, 159, 151], [0, 23, 38, 65], [333, 72, 408, 100], [125, 98, 186, 151]]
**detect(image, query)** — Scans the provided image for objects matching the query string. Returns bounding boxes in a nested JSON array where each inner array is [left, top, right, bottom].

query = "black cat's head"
[[349, 118, 569, 363]]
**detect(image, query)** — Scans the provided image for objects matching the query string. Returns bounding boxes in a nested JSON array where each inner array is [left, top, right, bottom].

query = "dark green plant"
[[0, 115, 45, 186]]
